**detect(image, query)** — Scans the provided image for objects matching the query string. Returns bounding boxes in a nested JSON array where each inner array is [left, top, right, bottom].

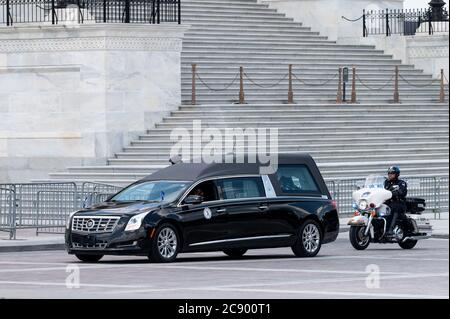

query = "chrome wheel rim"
[[302, 224, 320, 253], [157, 227, 177, 259], [357, 227, 370, 246]]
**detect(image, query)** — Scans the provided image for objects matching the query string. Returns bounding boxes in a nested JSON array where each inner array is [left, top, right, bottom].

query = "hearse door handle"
[[258, 205, 269, 211], [216, 208, 227, 214]]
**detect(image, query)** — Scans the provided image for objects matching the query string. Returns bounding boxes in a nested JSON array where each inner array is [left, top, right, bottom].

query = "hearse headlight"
[[125, 211, 151, 232], [358, 200, 368, 210], [66, 211, 78, 229]]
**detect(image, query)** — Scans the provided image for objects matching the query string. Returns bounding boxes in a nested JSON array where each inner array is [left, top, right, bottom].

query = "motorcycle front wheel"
[[349, 226, 370, 250]]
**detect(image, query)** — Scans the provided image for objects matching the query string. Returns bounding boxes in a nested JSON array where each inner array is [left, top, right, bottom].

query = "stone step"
[[130, 136, 449, 149], [185, 23, 315, 32], [184, 31, 329, 40], [182, 40, 376, 50], [182, 86, 446, 93], [181, 67, 427, 77], [161, 114, 449, 122], [48, 165, 450, 182], [170, 108, 448, 116], [182, 0, 271, 8], [175, 105, 446, 112], [181, 61, 414, 70], [108, 152, 450, 166], [183, 45, 385, 55], [40, 170, 450, 187], [140, 130, 449, 140], [65, 162, 449, 177], [182, 15, 298, 23], [181, 2, 274, 11], [182, 9, 289, 18], [181, 96, 446, 104], [182, 48, 391, 58], [154, 118, 449, 128], [114, 147, 449, 160], [123, 141, 449, 152]]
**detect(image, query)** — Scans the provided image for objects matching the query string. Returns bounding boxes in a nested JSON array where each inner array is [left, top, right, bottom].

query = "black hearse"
[[66, 154, 339, 262]]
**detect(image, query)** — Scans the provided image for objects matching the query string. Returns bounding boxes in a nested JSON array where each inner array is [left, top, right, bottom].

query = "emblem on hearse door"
[[203, 207, 212, 220]]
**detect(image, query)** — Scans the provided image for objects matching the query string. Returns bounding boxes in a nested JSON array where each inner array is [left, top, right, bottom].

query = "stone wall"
[[0, 23, 188, 183]]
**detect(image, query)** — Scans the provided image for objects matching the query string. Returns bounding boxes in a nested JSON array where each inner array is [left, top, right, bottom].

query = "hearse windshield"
[[111, 181, 190, 203]]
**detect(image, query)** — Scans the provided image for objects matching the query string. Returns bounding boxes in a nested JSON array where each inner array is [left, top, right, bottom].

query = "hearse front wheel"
[[223, 248, 247, 258], [291, 220, 322, 257], [75, 254, 103, 263], [148, 224, 180, 263]]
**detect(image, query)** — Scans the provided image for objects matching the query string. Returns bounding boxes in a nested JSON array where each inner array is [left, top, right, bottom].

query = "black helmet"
[[387, 166, 400, 176]]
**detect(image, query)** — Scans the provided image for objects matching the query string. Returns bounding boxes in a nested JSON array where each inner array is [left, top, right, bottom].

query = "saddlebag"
[[405, 197, 426, 214]]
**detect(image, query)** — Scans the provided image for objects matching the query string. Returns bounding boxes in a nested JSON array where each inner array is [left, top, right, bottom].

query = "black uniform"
[[384, 178, 408, 233]]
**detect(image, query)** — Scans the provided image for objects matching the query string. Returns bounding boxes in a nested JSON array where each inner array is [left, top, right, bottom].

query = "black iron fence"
[[362, 8, 449, 36], [0, 0, 181, 26]]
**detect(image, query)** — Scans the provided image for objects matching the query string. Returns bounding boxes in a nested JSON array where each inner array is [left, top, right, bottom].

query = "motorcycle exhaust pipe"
[[401, 235, 432, 242]]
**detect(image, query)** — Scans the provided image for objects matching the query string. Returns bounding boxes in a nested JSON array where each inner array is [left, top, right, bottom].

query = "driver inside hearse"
[[187, 180, 218, 203]]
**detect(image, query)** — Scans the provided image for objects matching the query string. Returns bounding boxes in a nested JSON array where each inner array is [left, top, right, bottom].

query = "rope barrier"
[[341, 15, 364, 22], [355, 74, 394, 91], [195, 72, 240, 92], [444, 74, 449, 85], [243, 72, 289, 88], [399, 74, 440, 88], [292, 72, 338, 86]]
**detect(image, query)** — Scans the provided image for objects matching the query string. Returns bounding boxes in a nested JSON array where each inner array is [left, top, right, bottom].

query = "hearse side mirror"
[[183, 195, 204, 205]]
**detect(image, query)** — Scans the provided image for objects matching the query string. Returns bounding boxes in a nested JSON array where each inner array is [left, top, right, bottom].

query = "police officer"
[[384, 166, 408, 237]]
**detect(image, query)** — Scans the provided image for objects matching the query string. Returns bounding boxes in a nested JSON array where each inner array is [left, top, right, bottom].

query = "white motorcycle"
[[348, 175, 432, 250]]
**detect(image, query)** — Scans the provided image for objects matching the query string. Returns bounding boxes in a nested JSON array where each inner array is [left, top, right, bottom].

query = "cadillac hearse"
[[66, 154, 339, 262]]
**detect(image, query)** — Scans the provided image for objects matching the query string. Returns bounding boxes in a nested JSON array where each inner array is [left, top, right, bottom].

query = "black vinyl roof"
[[142, 153, 318, 182]]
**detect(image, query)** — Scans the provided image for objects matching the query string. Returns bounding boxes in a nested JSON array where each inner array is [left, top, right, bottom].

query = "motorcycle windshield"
[[363, 175, 386, 189]]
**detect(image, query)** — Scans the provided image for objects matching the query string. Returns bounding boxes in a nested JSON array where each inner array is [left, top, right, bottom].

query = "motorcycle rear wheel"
[[349, 226, 370, 250], [398, 239, 418, 249]]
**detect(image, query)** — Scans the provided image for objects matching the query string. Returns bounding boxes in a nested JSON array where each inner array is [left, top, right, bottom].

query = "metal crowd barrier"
[[0, 177, 447, 239], [0, 182, 123, 239], [329, 176, 449, 218]]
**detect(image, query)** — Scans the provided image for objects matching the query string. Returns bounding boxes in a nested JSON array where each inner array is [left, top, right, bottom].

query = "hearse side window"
[[276, 165, 320, 194], [216, 177, 265, 200], [187, 180, 219, 202]]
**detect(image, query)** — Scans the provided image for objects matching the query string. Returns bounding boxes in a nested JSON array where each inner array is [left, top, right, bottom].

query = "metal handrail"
[[1, 0, 181, 25]]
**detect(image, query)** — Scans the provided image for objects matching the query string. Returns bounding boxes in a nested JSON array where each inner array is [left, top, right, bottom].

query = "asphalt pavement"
[[0, 233, 448, 299]]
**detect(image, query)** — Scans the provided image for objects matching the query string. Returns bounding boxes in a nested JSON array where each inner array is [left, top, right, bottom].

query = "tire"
[[223, 248, 247, 258], [148, 223, 180, 263], [291, 220, 322, 257], [399, 239, 418, 249], [349, 226, 371, 250], [75, 254, 103, 263]]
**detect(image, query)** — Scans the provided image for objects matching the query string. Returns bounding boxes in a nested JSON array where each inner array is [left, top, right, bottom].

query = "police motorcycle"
[[348, 175, 432, 250]]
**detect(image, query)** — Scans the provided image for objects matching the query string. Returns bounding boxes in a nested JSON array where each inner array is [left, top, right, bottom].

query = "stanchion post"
[[440, 69, 445, 103], [288, 64, 294, 104], [191, 64, 196, 105], [393, 66, 400, 103], [336, 67, 342, 104], [351, 67, 357, 103], [239, 66, 245, 104]]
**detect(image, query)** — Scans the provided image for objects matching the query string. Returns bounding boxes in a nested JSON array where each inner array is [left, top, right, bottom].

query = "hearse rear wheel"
[[291, 220, 322, 257], [148, 224, 180, 263], [75, 254, 103, 263], [223, 248, 247, 258]]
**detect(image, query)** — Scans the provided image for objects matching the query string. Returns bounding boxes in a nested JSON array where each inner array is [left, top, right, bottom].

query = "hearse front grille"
[[72, 216, 120, 233], [72, 242, 108, 250]]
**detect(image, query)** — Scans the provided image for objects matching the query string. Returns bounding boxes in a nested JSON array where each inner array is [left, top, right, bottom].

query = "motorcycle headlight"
[[358, 200, 368, 210], [66, 211, 78, 230], [125, 211, 151, 232]]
